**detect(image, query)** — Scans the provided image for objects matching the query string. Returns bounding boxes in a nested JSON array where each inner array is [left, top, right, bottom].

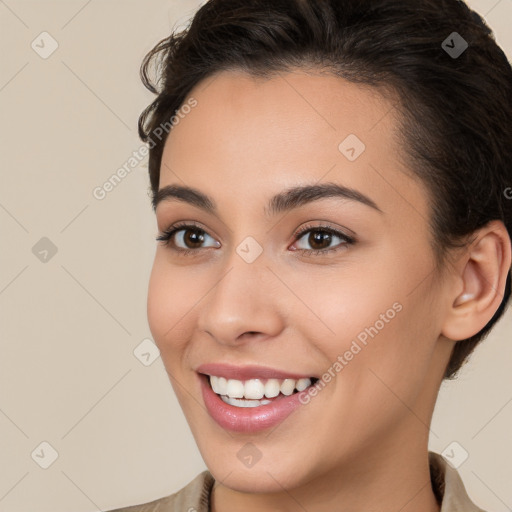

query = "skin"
[[147, 68, 511, 512]]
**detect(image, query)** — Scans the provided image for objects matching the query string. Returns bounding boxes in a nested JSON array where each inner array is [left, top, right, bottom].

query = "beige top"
[[108, 451, 487, 512]]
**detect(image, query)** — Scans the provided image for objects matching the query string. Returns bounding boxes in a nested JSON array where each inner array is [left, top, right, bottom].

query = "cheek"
[[292, 253, 436, 394], [283, 263, 403, 353], [334, 291, 437, 427], [147, 253, 206, 352]]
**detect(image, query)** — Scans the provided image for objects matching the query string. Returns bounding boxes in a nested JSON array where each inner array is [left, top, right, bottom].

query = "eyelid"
[[292, 222, 355, 243]]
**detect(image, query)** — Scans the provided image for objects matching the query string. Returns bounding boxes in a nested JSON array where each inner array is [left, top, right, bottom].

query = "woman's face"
[[147, 69, 456, 492]]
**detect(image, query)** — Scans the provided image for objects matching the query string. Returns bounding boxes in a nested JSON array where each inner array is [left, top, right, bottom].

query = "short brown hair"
[[138, 0, 512, 379]]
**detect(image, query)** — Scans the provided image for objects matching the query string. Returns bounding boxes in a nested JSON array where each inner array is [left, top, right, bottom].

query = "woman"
[[109, 0, 512, 510]]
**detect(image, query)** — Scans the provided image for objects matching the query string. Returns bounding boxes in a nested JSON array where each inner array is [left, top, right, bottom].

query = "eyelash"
[[155, 221, 355, 257]]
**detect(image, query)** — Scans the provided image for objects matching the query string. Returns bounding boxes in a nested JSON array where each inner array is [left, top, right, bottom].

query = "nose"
[[197, 251, 285, 347]]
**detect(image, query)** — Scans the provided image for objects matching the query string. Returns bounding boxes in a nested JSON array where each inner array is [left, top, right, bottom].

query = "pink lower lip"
[[199, 373, 310, 433]]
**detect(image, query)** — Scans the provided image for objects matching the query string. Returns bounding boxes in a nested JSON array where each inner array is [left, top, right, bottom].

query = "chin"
[[215, 466, 301, 494], [203, 451, 309, 494]]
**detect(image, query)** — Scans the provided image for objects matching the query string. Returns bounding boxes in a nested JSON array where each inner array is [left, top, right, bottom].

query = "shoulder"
[[429, 451, 489, 512], [105, 470, 215, 512]]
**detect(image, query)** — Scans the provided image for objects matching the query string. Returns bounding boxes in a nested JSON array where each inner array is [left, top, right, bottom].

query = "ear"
[[441, 220, 511, 342]]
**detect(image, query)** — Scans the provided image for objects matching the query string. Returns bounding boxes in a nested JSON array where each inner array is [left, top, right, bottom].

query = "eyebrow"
[[153, 182, 383, 216]]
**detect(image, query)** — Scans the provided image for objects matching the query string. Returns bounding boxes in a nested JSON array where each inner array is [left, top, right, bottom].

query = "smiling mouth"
[[203, 373, 320, 408]]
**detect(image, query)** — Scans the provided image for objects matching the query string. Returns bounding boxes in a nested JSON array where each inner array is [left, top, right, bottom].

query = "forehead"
[[160, 68, 429, 228], [163, 68, 398, 170]]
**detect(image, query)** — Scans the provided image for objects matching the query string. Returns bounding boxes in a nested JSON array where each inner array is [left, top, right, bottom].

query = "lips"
[[196, 362, 316, 381], [198, 372, 312, 432]]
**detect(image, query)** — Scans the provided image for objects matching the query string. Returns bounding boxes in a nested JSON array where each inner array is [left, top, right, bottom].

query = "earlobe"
[[441, 220, 511, 341]]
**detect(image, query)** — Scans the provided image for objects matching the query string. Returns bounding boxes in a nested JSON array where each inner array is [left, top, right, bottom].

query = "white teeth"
[[209, 375, 313, 400], [280, 378, 296, 396], [210, 375, 220, 394], [244, 379, 265, 399], [226, 379, 245, 398], [264, 379, 281, 398], [296, 378, 311, 392], [220, 396, 272, 407], [217, 376, 227, 395]]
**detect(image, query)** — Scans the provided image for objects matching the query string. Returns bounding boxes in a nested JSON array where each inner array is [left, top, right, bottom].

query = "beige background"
[[0, 0, 511, 510]]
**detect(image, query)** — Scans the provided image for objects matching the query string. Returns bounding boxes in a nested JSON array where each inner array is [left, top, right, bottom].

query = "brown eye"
[[292, 225, 355, 256], [179, 228, 207, 249], [305, 230, 333, 250], [156, 223, 221, 252]]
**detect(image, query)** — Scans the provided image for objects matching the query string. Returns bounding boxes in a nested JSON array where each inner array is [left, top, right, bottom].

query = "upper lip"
[[196, 363, 315, 381]]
